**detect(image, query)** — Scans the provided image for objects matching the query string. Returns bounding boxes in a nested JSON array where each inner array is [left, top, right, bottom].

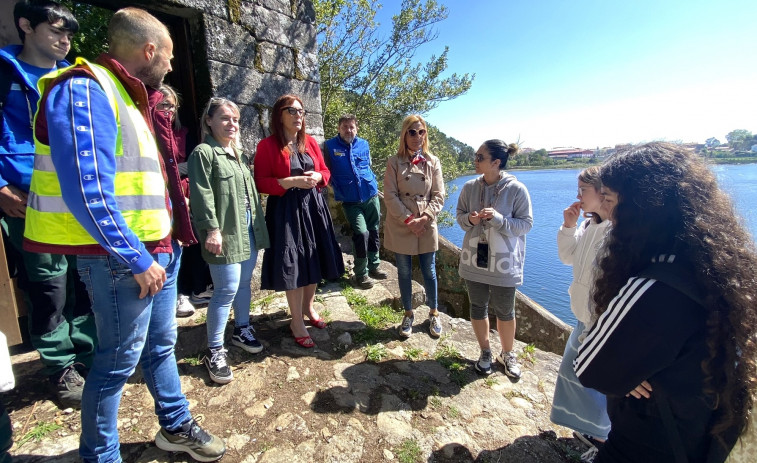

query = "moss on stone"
[[292, 48, 305, 81], [228, 0, 241, 24]]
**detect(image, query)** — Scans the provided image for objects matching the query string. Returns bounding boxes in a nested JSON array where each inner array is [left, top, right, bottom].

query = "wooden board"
[[0, 228, 22, 346]]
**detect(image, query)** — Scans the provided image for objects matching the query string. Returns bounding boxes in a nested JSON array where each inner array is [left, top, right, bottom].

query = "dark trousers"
[[0, 400, 10, 463], [2, 216, 96, 376], [342, 195, 381, 277]]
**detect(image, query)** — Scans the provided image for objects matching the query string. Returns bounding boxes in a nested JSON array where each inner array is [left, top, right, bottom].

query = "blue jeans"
[[395, 252, 437, 312], [206, 215, 257, 349], [77, 242, 190, 463]]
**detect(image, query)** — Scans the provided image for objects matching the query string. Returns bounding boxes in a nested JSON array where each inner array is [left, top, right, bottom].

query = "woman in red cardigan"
[[253, 94, 345, 348]]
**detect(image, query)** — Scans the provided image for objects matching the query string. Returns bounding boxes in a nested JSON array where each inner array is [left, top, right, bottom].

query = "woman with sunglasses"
[[254, 94, 344, 349], [189, 97, 270, 384], [384, 115, 445, 339], [455, 140, 532, 379]]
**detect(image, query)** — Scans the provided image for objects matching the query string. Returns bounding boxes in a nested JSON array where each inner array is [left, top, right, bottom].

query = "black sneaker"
[[369, 268, 388, 279], [203, 347, 233, 384], [231, 325, 264, 354], [50, 365, 85, 408], [473, 349, 492, 375], [399, 314, 414, 338], [354, 274, 375, 289], [155, 418, 226, 462]]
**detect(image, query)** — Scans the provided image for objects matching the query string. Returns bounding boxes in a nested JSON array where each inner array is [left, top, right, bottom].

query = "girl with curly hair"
[[574, 142, 757, 462]]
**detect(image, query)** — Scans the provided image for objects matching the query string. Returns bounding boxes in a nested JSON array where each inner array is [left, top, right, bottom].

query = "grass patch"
[[404, 347, 425, 360], [353, 326, 393, 344], [16, 421, 62, 448], [518, 343, 536, 364], [365, 343, 389, 362], [448, 405, 460, 419], [184, 353, 204, 367], [342, 286, 402, 345], [252, 293, 277, 309], [397, 438, 422, 463], [434, 343, 463, 369], [434, 343, 468, 386], [484, 377, 499, 388], [430, 396, 443, 408], [194, 312, 207, 325], [320, 308, 332, 322]]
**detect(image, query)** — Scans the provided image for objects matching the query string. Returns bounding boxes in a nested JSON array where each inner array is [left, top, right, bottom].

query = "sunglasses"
[[407, 128, 427, 137], [283, 107, 306, 116], [474, 153, 489, 162]]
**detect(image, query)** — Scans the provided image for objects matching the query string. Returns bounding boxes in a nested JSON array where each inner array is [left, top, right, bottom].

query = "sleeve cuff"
[[129, 249, 156, 274]]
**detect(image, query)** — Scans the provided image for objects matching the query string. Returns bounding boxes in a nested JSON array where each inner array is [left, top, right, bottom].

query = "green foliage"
[[509, 148, 558, 168], [16, 421, 62, 448], [342, 287, 403, 328], [404, 347, 425, 360], [314, 0, 474, 183], [184, 353, 204, 366], [396, 438, 423, 463], [60, 1, 112, 61], [364, 342, 389, 361], [726, 129, 754, 151], [518, 343, 537, 364]]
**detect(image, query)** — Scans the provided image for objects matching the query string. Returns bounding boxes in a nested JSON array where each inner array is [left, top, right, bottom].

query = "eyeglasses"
[[157, 102, 176, 112], [283, 107, 306, 116], [577, 186, 592, 197], [407, 129, 426, 137], [474, 153, 489, 162]]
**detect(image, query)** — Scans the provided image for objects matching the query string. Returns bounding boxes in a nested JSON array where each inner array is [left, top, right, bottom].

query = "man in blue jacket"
[[0, 0, 94, 408], [324, 115, 387, 288]]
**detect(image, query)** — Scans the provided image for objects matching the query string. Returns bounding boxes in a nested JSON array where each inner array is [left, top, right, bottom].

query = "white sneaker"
[[176, 295, 195, 318], [496, 350, 522, 379]]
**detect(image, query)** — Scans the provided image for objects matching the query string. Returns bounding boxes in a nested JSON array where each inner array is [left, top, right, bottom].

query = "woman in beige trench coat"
[[383, 114, 445, 339]]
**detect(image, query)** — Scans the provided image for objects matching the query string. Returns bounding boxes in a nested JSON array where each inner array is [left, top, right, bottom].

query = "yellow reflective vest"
[[25, 57, 170, 247]]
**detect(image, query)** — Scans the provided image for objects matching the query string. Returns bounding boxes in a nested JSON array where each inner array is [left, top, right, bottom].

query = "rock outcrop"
[[5, 257, 589, 462]]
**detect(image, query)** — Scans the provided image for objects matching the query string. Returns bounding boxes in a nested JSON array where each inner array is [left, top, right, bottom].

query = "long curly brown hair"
[[592, 142, 757, 444]]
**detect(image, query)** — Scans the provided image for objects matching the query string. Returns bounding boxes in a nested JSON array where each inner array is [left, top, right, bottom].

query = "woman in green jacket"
[[188, 98, 270, 385]]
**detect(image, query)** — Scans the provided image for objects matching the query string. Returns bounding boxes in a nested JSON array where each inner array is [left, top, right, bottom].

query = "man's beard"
[[136, 63, 166, 89]]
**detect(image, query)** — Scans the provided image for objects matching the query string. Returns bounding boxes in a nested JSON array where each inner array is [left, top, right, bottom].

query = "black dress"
[[260, 149, 345, 291]]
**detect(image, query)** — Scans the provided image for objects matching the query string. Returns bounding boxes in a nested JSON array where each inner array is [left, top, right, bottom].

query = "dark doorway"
[[61, 0, 202, 149]]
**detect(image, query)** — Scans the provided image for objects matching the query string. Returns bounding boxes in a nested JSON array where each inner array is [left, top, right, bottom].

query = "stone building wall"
[[0, 0, 324, 152]]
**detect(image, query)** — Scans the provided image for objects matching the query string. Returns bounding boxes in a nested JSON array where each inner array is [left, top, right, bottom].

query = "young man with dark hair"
[[324, 114, 387, 289], [0, 0, 94, 408]]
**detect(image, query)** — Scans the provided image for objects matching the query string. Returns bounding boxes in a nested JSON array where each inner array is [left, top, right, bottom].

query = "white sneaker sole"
[[155, 430, 225, 462], [231, 338, 264, 354]]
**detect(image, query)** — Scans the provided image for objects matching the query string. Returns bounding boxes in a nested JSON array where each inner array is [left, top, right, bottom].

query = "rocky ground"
[[5, 260, 592, 463]]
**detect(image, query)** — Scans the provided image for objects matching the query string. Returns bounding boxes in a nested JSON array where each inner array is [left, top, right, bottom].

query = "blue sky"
[[386, 0, 757, 150]]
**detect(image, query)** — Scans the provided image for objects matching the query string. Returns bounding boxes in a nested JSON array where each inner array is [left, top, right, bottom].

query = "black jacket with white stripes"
[[574, 256, 715, 462]]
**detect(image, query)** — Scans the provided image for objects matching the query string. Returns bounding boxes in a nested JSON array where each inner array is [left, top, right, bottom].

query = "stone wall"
[[167, 0, 323, 149], [0, 0, 323, 151]]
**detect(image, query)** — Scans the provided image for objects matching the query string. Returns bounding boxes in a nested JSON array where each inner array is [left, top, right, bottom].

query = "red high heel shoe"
[[307, 317, 327, 329], [291, 329, 315, 348]]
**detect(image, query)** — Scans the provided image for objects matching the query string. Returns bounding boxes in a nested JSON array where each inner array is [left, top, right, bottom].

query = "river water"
[[439, 163, 757, 325]]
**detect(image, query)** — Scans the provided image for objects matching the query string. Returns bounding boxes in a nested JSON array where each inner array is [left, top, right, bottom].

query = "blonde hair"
[[108, 7, 170, 57], [397, 114, 429, 159], [200, 97, 241, 150]]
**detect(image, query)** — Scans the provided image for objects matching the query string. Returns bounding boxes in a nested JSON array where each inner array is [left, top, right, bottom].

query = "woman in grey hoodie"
[[456, 140, 533, 378]]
